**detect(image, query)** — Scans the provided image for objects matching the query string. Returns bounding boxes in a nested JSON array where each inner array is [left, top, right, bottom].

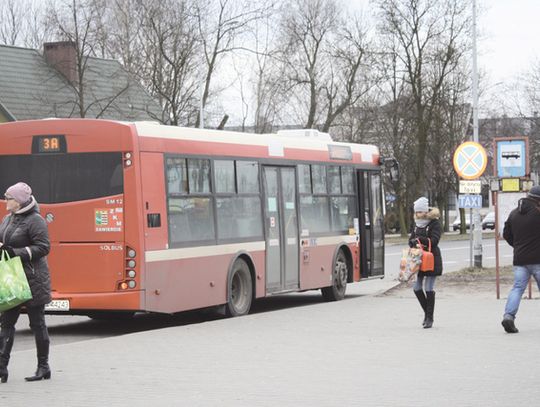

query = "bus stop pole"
[[494, 192, 500, 299]]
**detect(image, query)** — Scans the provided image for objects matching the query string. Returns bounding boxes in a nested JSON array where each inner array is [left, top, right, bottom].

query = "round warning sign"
[[453, 141, 487, 180]]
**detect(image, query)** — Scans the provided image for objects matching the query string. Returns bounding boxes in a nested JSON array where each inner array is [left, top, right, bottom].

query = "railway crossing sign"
[[453, 141, 487, 180]]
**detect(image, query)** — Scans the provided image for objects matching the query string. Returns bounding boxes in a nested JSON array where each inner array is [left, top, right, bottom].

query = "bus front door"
[[263, 166, 299, 293], [357, 170, 385, 278]]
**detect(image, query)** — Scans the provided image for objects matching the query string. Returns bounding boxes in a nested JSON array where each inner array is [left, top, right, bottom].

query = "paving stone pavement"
[[1, 277, 539, 407]]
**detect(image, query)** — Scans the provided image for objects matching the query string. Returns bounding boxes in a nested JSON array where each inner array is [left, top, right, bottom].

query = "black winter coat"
[[0, 199, 51, 307], [503, 197, 540, 265], [408, 208, 443, 276]]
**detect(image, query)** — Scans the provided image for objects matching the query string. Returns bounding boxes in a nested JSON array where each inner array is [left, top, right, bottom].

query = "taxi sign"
[[458, 194, 482, 209], [453, 141, 487, 180]]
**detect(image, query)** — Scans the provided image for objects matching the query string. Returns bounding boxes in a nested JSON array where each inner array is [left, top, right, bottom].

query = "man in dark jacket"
[[501, 185, 540, 333]]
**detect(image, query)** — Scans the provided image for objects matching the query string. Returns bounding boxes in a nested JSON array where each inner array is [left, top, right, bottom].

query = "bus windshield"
[[0, 152, 123, 204]]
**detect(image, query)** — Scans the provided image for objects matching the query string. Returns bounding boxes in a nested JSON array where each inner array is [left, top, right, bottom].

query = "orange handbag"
[[418, 238, 435, 272]]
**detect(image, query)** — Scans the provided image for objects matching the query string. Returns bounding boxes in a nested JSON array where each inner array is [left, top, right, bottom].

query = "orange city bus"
[[0, 119, 388, 317]]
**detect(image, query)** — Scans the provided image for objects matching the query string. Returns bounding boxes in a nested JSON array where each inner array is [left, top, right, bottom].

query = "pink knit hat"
[[5, 182, 32, 204]]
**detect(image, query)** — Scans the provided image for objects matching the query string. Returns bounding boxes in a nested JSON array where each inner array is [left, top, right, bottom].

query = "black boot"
[[0, 328, 15, 384], [414, 290, 428, 326], [424, 291, 436, 329], [25, 339, 51, 382]]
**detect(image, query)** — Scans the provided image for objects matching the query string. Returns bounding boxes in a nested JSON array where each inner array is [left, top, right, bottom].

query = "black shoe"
[[0, 369, 7, 383], [424, 291, 435, 329], [25, 365, 51, 381], [502, 318, 519, 333]]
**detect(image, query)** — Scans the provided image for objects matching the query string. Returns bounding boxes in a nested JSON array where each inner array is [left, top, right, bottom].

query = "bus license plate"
[[44, 300, 70, 311]]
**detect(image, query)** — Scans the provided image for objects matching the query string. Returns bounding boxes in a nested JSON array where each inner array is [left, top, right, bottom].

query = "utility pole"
[[472, 0, 482, 267]]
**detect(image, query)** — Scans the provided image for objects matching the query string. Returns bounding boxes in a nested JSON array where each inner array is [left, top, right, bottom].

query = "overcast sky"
[[356, 0, 539, 84], [479, 0, 540, 84]]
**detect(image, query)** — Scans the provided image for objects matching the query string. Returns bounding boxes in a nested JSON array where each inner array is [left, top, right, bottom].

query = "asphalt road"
[[385, 235, 514, 280], [11, 235, 514, 353]]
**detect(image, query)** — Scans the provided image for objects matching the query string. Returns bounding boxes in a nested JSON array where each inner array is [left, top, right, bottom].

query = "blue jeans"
[[414, 274, 436, 292], [504, 264, 540, 319]]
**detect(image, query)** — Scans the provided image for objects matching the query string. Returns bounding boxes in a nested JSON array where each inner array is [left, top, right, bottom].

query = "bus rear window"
[[0, 152, 123, 204]]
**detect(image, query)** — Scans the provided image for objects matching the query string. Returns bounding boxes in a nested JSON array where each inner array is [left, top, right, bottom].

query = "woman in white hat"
[[408, 197, 443, 329]]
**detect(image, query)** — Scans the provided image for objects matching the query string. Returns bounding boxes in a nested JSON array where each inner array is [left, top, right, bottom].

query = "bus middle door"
[[357, 170, 385, 278], [262, 166, 299, 293]]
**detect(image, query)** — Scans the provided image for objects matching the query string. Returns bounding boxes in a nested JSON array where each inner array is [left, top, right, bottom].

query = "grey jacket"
[[0, 197, 52, 307]]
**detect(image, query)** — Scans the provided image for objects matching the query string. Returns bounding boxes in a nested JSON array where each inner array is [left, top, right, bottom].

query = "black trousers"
[[0, 305, 49, 342]]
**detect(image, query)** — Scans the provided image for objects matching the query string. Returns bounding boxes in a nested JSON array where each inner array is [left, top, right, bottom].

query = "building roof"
[[0, 44, 162, 121]]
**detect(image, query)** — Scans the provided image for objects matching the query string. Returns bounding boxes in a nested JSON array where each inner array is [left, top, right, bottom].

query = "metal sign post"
[[469, 209, 473, 268], [458, 193, 482, 268], [453, 142, 487, 268]]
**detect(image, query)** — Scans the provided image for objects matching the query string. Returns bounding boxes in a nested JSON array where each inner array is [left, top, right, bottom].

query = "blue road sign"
[[496, 139, 526, 178], [458, 194, 482, 209]]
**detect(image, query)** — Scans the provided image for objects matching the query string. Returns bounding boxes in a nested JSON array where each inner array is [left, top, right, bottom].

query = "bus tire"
[[225, 258, 253, 317], [321, 250, 348, 301]]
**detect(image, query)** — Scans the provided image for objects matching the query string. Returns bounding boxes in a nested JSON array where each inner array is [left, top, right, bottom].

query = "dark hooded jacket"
[[408, 208, 443, 276], [503, 197, 540, 265], [0, 197, 51, 307]]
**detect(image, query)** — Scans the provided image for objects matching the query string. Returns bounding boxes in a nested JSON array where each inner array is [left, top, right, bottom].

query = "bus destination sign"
[[32, 135, 67, 154]]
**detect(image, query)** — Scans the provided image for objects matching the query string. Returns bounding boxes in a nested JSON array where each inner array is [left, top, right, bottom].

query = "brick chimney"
[[43, 41, 77, 85]]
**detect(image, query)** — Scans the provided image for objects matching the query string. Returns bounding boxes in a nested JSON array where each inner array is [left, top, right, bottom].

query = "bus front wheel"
[[225, 258, 253, 317], [321, 250, 348, 301]]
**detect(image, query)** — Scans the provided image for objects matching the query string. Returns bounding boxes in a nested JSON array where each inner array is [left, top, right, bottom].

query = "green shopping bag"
[[0, 251, 32, 312]]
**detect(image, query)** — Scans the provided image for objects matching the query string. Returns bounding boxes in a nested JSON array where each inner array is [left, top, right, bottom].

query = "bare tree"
[[368, 42, 417, 235], [0, 0, 24, 45], [0, 0, 50, 48], [99, 0, 145, 74], [278, 0, 339, 128], [194, 0, 270, 128], [274, 0, 372, 132], [45, 0, 130, 118], [136, 0, 200, 125], [427, 70, 471, 231], [247, 9, 288, 133], [375, 0, 471, 197]]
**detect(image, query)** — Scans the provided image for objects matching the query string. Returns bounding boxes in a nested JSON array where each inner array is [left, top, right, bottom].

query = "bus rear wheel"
[[225, 258, 253, 317], [321, 250, 348, 301]]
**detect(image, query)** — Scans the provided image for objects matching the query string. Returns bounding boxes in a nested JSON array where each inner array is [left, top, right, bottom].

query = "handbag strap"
[[416, 238, 432, 252]]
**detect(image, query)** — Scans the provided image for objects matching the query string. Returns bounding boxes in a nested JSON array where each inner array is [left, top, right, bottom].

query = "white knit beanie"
[[413, 197, 429, 213]]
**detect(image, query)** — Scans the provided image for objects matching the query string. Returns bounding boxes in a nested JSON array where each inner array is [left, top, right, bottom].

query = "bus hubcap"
[[334, 260, 347, 288]]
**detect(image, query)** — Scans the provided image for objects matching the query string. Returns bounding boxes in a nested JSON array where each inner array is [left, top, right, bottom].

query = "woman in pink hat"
[[0, 182, 52, 383]]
